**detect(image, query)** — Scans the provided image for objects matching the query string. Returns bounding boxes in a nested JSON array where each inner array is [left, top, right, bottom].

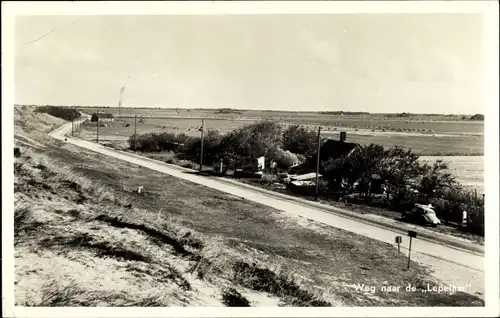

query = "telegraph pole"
[[133, 114, 137, 152], [315, 126, 321, 201], [71, 118, 74, 137], [96, 110, 100, 143], [199, 119, 205, 171]]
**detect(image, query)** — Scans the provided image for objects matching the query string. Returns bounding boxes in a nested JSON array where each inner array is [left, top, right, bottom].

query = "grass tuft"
[[233, 261, 331, 307], [25, 281, 83, 307], [221, 287, 251, 307]]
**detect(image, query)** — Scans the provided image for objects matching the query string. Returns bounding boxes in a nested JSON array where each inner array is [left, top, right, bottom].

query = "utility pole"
[[133, 114, 137, 152], [199, 119, 205, 171], [315, 126, 322, 201], [96, 110, 100, 143], [71, 118, 74, 137]]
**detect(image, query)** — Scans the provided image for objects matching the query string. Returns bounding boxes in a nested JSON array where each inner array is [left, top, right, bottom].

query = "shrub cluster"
[[36, 106, 81, 121]]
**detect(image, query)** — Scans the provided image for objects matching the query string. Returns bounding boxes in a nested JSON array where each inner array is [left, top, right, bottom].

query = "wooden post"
[[200, 119, 205, 171], [315, 126, 321, 201], [133, 115, 137, 152], [407, 231, 417, 269], [407, 236, 413, 269], [395, 236, 402, 253]]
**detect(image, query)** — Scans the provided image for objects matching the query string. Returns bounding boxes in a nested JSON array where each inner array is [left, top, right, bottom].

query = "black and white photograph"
[[3, 1, 499, 317]]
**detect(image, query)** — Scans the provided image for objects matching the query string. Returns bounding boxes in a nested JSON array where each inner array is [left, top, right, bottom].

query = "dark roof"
[[316, 139, 359, 162], [290, 139, 359, 174]]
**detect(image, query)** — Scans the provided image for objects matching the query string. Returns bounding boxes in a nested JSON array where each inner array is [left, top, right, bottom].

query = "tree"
[[322, 144, 385, 196], [418, 159, 457, 199], [266, 147, 301, 171], [469, 114, 484, 121], [378, 146, 426, 203], [218, 120, 282, 172], [185, 129, 223, 165], [36, 106, 81, 121], [282, 125, 318, 156]]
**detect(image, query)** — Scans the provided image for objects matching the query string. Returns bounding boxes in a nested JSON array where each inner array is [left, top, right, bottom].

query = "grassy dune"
[[13, 109, 485, 306]]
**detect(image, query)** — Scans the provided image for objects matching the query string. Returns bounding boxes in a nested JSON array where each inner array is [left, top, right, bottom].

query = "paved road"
[[50, 120, 484, 296]]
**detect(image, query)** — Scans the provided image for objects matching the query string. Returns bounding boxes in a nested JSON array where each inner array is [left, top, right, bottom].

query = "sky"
[[14, 14, 483, 114]]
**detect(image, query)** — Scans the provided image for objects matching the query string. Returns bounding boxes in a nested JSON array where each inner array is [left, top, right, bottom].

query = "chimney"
[[340, 131, 347, 142]]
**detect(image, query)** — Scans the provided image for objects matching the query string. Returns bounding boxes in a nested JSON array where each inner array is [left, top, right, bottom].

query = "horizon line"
[[15, 104, 482, 117]]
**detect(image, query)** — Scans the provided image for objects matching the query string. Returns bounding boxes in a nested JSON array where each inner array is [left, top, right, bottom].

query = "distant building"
[[98, 113, 114, 122], [90, 112, 114, 122]]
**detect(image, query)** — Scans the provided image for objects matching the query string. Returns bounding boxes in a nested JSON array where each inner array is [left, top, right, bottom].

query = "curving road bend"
[[49, 119, 484, 296]]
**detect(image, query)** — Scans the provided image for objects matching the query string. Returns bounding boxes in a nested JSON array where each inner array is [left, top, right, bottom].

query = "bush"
[[267, 147, 301, 171], [390, 189, 420, 212], [36, 106, 81, 121], [128, 133, 159, 152], [467, 206, 484, 235], [259, 174, 277, 184], [282, 125, 318, 156], [469, 114, 484, 121], [218, 120, 282, 169]]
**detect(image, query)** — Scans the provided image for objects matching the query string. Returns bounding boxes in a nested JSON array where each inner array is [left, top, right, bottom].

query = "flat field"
[[419, 156, 484, 195], [79, 107, 484, 134]]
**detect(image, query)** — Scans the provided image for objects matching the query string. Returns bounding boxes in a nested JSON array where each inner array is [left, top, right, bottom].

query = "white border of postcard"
[[2, 1, 499, 317]]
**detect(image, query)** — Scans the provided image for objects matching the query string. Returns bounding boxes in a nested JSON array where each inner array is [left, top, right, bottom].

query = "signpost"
[[395, 236, 402, 253], [407, 230, 417, 269]]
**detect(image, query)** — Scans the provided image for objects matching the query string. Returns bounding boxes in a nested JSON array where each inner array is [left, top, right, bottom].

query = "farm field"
[[77, 106, 485, 135], [419, 156, 485, 195]]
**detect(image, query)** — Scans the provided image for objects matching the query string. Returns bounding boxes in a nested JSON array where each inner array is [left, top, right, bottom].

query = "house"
[[98, 113, 115, 122], [289, 135, 360, 175], [90, 112, 114, 123]]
